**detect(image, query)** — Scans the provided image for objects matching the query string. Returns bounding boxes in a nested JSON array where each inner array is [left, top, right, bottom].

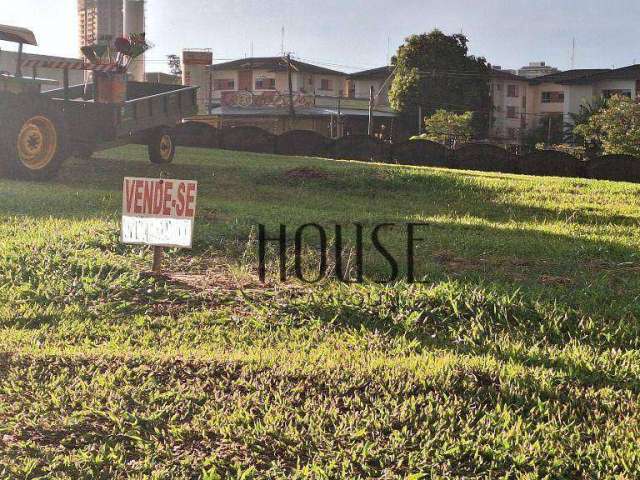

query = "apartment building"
[[517, 61, 560, 79], [195, 56, 396, 137], [529, 66, 639, 116], [490, 64, 640, 145], [208, 57, 345, 103], [78, 0, 123, 47], [490, 69, 530, 143]]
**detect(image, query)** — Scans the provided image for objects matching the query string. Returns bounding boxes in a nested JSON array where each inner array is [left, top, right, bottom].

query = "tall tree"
[[389, 30, 490, 137]]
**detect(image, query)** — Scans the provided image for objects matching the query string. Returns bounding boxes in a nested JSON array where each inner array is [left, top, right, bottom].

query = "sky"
[[3, 0, 639, 73]]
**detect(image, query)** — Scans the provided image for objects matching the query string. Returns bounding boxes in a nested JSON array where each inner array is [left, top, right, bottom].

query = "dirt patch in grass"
[[539, 274, 574, 286], [433, 250, 486, 273], [284, 167, 330, 180], [584, 259, 640, 273], [145, 262, 308, 319], [168, 270, 258, 294]]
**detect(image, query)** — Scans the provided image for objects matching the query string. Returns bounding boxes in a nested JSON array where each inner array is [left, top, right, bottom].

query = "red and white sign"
[[121, 177, 198, 248]]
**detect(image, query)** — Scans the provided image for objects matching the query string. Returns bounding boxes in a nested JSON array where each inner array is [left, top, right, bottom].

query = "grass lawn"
[[1, 145, 640, 478]]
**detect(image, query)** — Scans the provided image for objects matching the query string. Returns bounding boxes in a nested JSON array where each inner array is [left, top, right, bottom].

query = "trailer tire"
[[3, 105, 68, 181], [148, 128, 176, 165]]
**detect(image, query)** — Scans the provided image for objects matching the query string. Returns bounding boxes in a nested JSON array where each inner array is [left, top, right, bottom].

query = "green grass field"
[[1, 146, 640, 479]]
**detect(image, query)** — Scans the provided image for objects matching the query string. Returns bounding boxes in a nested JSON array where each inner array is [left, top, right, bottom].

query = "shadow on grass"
[[2, 152, 638, 232], [1, 152, 638, 312]]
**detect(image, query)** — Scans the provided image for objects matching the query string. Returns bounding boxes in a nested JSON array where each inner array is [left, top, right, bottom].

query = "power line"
[[292, 55, 383, 71]]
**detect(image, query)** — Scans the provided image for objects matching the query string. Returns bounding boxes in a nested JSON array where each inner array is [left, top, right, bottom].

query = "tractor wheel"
[[3, 106, 68, 180], [148, 128, 176, 165]]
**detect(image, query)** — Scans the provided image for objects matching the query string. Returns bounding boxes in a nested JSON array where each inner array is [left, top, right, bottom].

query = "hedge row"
[[175, 123, 640, 183]]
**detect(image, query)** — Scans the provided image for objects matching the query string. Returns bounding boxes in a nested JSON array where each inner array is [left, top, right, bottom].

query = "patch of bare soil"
[[584, 260, 640, 274], [168, 269, 257, 294], [538, 274, 573, 286], [144, 260, 307, 319], [509, 258, 532, 268], [432, 250, 486, 273], [284, 167, 329, 180]]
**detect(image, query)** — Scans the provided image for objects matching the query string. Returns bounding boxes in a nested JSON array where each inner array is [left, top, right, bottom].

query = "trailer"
[[0, 25, 199, 180]]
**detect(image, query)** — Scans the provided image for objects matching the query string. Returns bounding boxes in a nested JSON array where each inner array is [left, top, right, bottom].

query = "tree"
[[564, 96, 607, 144], [389, 30, 490, 137], [416, 109, 473, 144], [523, 113, 564, 148], [167, 54, 182, 76], [574, 95, 640, 157]]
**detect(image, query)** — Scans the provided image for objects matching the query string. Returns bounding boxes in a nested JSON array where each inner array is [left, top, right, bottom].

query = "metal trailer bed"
[[0, 24, 199, 180], [43, 81, 199, 154]]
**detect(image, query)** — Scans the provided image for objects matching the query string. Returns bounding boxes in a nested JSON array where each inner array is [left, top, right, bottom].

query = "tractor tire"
[[148, 127, 176, 165], [2, 103, 68, 181]]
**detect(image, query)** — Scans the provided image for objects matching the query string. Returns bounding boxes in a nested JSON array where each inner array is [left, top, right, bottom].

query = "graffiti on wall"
[[221, 91, 315, 109]]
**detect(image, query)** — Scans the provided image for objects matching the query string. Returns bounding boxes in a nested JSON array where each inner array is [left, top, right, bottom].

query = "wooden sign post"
[[152, 246, 164, 273], [121, 177, 198, 273]]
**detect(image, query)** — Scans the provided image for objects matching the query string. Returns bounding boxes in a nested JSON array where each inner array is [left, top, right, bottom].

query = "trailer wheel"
[[4, 107, 68, 180], [148, 128, 176, 165]]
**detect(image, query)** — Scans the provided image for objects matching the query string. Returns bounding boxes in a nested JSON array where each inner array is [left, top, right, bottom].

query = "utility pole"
[[418, 105, 423, 134], [547, 116, 552, 145], [368, 85, 374, 137], [208, 66, 213, 115], [286, 53, 295, 120], [337, 94, 342, 138]]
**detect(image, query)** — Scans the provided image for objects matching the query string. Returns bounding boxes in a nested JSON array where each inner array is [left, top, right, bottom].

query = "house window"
[[506, 106, 518, 119], [507, 85, 519, 98], [496, 83, 503, 92], [507, 128, 518, 139], [541, 91, 565, 103], [213, 79, 235, 90], [320, 79, 333, 91], [255, 77, 276, 90], [602, 89, 632, 99]]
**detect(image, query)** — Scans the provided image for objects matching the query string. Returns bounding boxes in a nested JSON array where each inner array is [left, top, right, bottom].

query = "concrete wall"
[[0, 50, 85, 91], [523, 82, 569, 133], [593, 79, 637, 98], [353, 78, 390, 105], [182, 52, 212, 113], [564, 84, 595, 120], [211, 69, 239, 100]]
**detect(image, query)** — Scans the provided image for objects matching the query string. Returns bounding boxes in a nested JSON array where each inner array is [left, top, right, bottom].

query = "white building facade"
[[490, 65, 640, 145]]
